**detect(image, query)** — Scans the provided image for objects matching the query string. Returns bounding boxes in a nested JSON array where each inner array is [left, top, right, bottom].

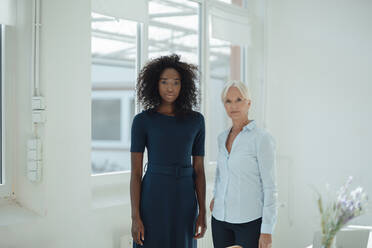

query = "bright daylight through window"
[[148, 0, 200, 66], [91, 14, 137, 174]]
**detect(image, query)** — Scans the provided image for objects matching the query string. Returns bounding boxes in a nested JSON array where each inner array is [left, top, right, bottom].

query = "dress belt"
[[145, 163, 194, 178]]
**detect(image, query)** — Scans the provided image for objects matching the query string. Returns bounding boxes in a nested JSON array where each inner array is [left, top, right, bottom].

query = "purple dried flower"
[[317, 176, 368, 247]]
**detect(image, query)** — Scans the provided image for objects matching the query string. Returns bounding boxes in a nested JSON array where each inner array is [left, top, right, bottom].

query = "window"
[[91, 13, 139, 174], [92, 92, 134, 148], [148, 0, 200, 65], [90, 1, 249, 173], [0, 23, 11, 197], [205, 0, 250, 163], [207, 37, 245, 162]]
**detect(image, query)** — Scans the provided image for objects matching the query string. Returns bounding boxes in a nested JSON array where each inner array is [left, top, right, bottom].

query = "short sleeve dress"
[[131, 109, 205, 248]]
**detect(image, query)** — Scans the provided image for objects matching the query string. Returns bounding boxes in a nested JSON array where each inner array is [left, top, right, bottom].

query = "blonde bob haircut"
[[221, 80, 251, 102]]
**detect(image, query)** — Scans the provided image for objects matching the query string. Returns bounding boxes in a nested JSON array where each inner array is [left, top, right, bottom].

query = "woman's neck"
[[157, 103, 174, 114], [231, 117, 250, 133]]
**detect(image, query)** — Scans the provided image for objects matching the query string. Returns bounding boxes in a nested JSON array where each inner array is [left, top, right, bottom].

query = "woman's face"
[[223, 86, 251, 121], [158, 68, 181, 104]]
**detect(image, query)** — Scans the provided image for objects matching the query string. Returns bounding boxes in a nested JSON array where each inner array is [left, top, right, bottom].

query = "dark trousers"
[[211, 216, 262, 248]]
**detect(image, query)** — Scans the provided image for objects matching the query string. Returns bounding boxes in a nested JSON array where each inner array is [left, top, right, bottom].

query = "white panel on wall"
[[92, 0, 148, 23], [0, 0, 16, 25], [209, 1, 250, 45]]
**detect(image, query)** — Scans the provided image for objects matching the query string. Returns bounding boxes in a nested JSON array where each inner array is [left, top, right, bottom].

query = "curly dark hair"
[[136, 54, 200, 116]]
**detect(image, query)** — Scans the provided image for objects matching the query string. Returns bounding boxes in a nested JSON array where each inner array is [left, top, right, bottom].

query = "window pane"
[[208, 36, 243, 162], [91, 14, 137, 174], [148, 0, 200, 65], [92, 99, 121, 141]]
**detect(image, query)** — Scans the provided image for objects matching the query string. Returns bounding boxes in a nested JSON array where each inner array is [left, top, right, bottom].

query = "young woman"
[[210, 81, 277, 248], [130, 54, 207, 248]]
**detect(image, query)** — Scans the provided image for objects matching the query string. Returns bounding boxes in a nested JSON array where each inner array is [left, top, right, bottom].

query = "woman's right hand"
[[131, 217, 145, 245], [209, 198, 214, 212]]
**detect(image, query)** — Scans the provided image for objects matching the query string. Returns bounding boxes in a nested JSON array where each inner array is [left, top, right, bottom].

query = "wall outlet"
[[32, 110, 46, 123], [27, 161, 42, 182], [27, 138, 43, 183]]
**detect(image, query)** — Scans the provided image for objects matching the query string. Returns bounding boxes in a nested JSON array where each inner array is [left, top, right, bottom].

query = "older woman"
[[210, 81, 277, 248]]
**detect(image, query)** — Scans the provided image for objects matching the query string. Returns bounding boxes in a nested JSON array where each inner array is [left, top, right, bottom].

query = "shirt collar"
[[224, 120, 256, 136], [243, 120, 256, 132]]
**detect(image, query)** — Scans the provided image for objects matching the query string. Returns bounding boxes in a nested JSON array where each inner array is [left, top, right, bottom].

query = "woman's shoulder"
[[184, 110, 204, 124], [189, 110, 204, 119], [133, 109, 152, 123], [253, 126, 275, 145], [217, 128, 230, 143]]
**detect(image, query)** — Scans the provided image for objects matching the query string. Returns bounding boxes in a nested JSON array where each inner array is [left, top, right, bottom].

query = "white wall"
[[0, 0, 133, 247], [266, 0, 372, 247], [3, 0, 371, 247]]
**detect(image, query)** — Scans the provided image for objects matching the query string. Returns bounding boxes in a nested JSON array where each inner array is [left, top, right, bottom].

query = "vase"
[[321, 236, 336, 248]]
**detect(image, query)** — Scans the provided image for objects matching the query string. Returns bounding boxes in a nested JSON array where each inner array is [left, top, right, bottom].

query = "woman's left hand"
[[194, 212, 207, 239], [259, 233, 272, 248]]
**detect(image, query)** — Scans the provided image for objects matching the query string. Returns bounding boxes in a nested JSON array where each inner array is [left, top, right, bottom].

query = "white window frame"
[[91, 19, 145, 189], [0, 24, 12, 198], [91, 90, 134, 150], [90, 0, 249, 192], [91, 1, 202, 190], [204, 0, 250, 165]]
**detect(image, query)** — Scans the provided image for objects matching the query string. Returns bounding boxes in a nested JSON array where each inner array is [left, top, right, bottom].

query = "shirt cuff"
[[260, 223, 274, 234]]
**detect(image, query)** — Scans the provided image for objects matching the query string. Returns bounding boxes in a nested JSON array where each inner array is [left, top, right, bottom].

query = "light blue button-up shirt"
[[212, 120, 278, 234]]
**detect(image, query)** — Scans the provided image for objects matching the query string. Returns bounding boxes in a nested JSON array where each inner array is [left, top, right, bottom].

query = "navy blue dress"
[[131, 109, 205, 248]]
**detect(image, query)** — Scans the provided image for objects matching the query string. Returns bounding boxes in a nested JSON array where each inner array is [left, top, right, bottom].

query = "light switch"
[[32, 96, 46, 110]]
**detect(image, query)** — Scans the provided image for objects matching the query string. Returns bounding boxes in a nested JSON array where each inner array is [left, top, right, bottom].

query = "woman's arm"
[[210, 158, 220, 212], [210, 134, 222, 212], [130, 152, 145, 245], [257, 132, 277, 234], [193, 155, 207, 239], [257, 132, 277, 248]]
